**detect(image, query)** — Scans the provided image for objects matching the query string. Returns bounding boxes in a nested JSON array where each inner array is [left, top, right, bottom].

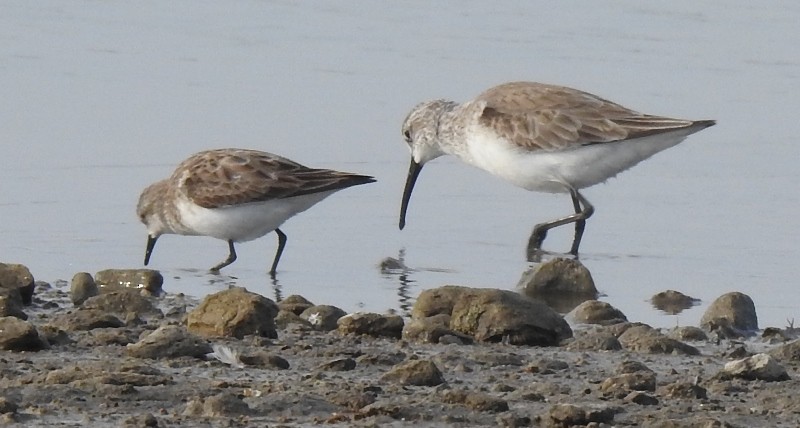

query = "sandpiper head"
[[399, 99, 455, 230], [137, 182, 166, 265]]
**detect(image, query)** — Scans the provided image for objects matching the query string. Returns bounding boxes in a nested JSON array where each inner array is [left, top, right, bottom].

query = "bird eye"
[[403, 129, 412, 142]]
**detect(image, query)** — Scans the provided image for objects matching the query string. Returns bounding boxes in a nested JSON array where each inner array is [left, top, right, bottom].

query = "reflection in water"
[[650, 290, 700, 315], [380, 249, 416, 316], [172, 268, 283, 302]]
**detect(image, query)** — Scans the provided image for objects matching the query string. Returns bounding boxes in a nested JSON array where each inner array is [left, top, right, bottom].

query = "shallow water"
[[2, 1, 798, 328]]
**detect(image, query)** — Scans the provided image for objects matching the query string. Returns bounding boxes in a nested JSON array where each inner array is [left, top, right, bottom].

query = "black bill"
[[399, 158, 423, 230], [144, 235, 159, 265]]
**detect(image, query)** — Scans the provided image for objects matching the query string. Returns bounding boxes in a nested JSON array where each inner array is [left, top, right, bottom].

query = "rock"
[[122, 413, 159, 427], [569, 300, 627, 325], [719, 353, 790, 382], [337, 312, 404, 338], [669, 326, 709, 342], [658, 381, 708, 399], [565, 330, 622, 352], [239, 351, 290, 369], [94, 269, 164, 295], [546, 403, 616, 427], [0, 316, 48, 351], [618, 324, 699, 355], [278, 294, 314, 315], [126, 325, 212, 359], [411, 285, 472, 319], [70, 272, 99, 305], [82, 290, 162, 319], [186, 287, 278, 339], [274, 309, 311, 329], [0, 263, 35, 305], [0, 288, 27, 320], [37, 325, 72, 346], [328, 391, 376, 410], [599, 360, 656, 398], [525, 358, 568, 374], [317, 357, 356, 372], [447, 287, 572, 345], [78, 328, 140, 347], [442, 390, 509, 413], [0, 397, 19, 415], [381, 360, 445, 386], [301, 304, 346, 331], [518, 258, 597, 312], [51, 309, 125, 331], [624, 391, 659, 405], [650, 290, 699, 314], [700, 292, 758, 334], [402, 314, 473, 344], [769, 339, 800, 362], [183, 393, 251, 417]]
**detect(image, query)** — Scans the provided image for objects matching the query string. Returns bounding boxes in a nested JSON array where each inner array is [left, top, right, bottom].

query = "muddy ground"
[[1, 278, 800, 428]]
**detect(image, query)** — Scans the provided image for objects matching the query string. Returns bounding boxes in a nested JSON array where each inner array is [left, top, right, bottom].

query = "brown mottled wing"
[[476, 82, 697, 151], [175, 149, 374, 209]]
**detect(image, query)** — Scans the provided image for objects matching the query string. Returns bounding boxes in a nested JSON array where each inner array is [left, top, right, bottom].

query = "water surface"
[[1, 1, 798, 328]]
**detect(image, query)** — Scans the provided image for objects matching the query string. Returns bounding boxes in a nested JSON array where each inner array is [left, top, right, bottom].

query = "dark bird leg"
[[568, 189, 594, 256], [210, 240, 237, 272], [527, 188, 595, 260], [269, 228, 288, 276]]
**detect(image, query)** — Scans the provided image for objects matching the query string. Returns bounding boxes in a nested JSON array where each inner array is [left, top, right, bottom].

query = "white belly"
[[175, 191, 335, 242], [462, 127, 691, 193]]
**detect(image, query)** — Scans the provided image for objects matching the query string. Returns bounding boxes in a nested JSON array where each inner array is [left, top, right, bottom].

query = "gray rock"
[[411, 285, 472, 320], [95, 269, 164, 295], [0, 288, 27, 320], [186, 287, 278, 339], [769, 339, 800, 362], [183, 393, 251, 417], [402, 314, 473, 344], [546, 403, 616, 427], [381, 359, 445, 386], [669, 326, 709, 342], [700, 292, 758, 333], [600, 371, 657, 398], [447, 287, 572, 345], [82, 290, 162, 320], [278, 294, 314, 315], [0, 316, 48, 351], [565, 330, 622, 352], [651, 290, 699, 314], [126, 325, 212, 359], [317, 357, 356, 372], [569, 300, 627, 325], [658, 381, 708, 399], [624, 391, 659, 405], [0, 397, 18, 415], [274, 309, 312, 329], [301, 304, 346, 331], [618, 324, 699, 355], [239, 351, 290, 369], [51, 309, 125, 331], [0, 263, 35, 305], [442, 390, 509, 413], [518, 258, 597, 294], [337, 312, 404, 338], [719, 353, 790, 382], [70, 272, 99, 306]]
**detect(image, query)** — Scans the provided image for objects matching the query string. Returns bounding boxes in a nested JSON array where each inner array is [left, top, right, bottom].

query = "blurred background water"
[[1, 1, 798, 328]]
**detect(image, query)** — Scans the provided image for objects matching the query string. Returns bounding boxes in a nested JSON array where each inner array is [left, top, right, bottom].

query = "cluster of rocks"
[[0, 259, 799, 426]]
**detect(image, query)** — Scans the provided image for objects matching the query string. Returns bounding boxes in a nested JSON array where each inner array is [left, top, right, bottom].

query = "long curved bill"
[[144, 235, 159, 265], [399, 158, 423, 230]]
